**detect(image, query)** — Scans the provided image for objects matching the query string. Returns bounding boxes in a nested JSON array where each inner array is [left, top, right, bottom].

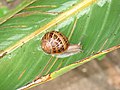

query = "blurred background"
[[31, 49, 120, 90]]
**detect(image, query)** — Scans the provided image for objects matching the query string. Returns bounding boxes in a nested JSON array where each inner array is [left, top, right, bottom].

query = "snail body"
[[41, 31, 82, 58]]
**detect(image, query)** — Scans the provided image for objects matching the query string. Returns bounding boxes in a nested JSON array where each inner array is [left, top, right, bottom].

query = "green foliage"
[[0, 0, 36, 24], [0, 0, 120, 89], [0, 2, 9, 17]]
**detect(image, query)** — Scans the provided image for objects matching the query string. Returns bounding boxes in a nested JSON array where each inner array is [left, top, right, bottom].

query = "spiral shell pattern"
[[41, 31, 69, 54]]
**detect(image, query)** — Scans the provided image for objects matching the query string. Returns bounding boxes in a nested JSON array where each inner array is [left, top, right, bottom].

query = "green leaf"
[[0, 0, 120, 90], [97, 54, 106, 60], [0, 0, 36, 24], [0, 2, 9, 17]]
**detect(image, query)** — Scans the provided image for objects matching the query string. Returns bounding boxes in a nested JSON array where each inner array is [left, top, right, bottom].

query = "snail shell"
[[41, 31, 82, 58], [41, 31, 69, 54]]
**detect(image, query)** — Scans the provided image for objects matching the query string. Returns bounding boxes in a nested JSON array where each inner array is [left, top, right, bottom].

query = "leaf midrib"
[[0, 0, 97, 59]]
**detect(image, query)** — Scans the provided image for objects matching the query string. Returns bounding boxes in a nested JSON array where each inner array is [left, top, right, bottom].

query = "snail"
[[41, 31, 82, 58]]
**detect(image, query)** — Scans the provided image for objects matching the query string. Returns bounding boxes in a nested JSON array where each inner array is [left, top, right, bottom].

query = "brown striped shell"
[[41, 31, 69, 54]]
